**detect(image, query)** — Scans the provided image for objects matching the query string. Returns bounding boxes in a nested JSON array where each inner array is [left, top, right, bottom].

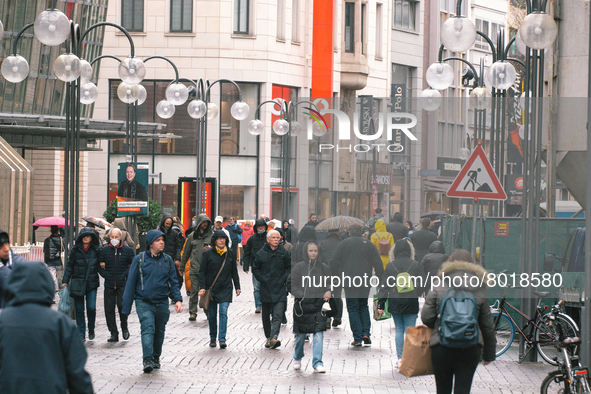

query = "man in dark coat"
[[281, 220, 292, 243], [198, 230, 241, 349], [367, 208, 385, 235], [98, 227, 135, 342], [303, 213, 318, 230], [331, 224, 384, 347], [252, 230, 291, 349], [419, 240, 448, 285], [412, 218, 438, 264], [0, 229, 27, 309], [158, 213, 183, 286], [386, 212, 409, 242], [243, 218, 268, 313], [0, 260, 93, 394], [320, 229, 344, 327], [62, 227, 101, 340]]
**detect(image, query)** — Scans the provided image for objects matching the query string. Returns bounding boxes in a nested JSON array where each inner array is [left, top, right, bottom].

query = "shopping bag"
[[57, 286, 72, 314], [398, 325, 434, 377], [373, 293, 391, 321]]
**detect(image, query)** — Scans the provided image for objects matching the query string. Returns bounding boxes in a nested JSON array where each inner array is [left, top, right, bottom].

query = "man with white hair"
[[252, 230, 291, 349]]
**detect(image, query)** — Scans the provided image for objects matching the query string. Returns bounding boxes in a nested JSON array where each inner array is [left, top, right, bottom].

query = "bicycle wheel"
[[492, 311, 515, 357], [540, 371, 568, 394], [535, 313, 579, 366]]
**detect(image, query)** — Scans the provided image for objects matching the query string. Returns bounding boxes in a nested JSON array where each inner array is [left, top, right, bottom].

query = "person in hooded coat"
[[62, 227, 101, 340], [412, 218, 438, 265], [281, 220, 292, 243], [419, 240, 448, 287], [243, 218, 268, 313], [0, 260, 93, 394], [421, 249, 496, 394], [180, 213, 213, 321], [158, 213, 183, 288], [386, 212, 409, 242], [370, 219, 395, 270], [287, 240, 331, 373], [103, 217, 136, 250], [376, 238, 420, 366], [198, 230, 241, 349], [320, 229, 344, 328], [0, 230, 28, 309]]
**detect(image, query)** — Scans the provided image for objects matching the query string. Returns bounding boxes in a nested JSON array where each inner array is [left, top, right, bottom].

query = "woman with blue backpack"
[[420, 249, 496, 394]]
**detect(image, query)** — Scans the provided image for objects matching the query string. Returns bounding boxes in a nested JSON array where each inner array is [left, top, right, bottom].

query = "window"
[[393, 0, 417, 31], [277, 0, 285, 40], [170, 0, 192, 32], [361, 3, 366, 55], [121, 0, 144, 32], [440, 0, 447, 12], [376, 3, 383, 59], [292, 0, 300, 42], [234, 0, 249, 34], [345, 2, 355, 53], [475, 19, 490, 50]]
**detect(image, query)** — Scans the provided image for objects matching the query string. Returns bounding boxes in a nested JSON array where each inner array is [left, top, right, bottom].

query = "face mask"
[[110, 239, 120, 247]]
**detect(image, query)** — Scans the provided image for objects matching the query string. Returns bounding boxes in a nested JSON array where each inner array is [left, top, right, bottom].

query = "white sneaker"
[[314, 365, 326, 373], [293, 359, 301, 370]]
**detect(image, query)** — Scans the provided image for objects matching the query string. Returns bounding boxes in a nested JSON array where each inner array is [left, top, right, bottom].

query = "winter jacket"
[[419, 240, 448, 284], [97, 243, 134, 289], [411, 227, 438, 264], [180, 214, 213, 275], [420, 260, 497, 362], [252, 243, 291, 304], [103, 218, 135, 249], [370, 219, 395, 270], [0, 230, 27, 309], [0, 260, 93, 394], [331, 234, 385, 298], [62, 227, 101, 293], [386, 212, 409, 242], [225, 223, 243, 246], [122, 230, 182, 313], [158, 213, 182, 261], [377, 239, 420, 315], [281, 220, 293, 243], [243, 218, 268, 272], [198, 231, 241, 303], [367, 213, 386, 233], [43, 233, 64, 267], [287, 244, 331, 334], [291, 225, 327, 265], [320, 232, 342, 264], [241, 226, 254, 246]]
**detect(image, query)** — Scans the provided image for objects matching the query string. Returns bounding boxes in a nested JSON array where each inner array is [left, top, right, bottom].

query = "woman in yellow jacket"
[[370, 219, 395, 270]]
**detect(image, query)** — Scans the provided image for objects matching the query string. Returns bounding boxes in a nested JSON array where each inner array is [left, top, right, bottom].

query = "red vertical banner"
[[272, 85, 291, 124], [372, 181, 378, 213], [312, 0, 334, 99]]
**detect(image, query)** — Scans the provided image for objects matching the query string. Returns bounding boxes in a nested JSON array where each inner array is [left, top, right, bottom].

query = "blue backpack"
[[438, 288, 479, 348]]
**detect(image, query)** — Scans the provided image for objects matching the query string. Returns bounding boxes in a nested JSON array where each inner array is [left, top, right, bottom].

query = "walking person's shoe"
[[350, 340, 362, 347], [107, 333, 119, 343], [264, 338, 271, 348], [255, 308, 261, 314], [122, 329, 130, 340], [219, 341, 227, 349], [270, 336, 281, 349], [281, 313, 288, 324], [209, 339, 216, 347], [88, 330, 95, 340], [293, 359, 301, 370], [189, 313, 197, 321], [152, 356, 160, 369], [314, 365, 326, 373], [143, 359, 154, 373], [332, 319, 342, 327], [362, 336, 372, 345]]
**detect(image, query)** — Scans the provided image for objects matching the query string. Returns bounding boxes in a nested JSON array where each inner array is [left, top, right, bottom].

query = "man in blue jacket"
[[122, 229, 183, 373]]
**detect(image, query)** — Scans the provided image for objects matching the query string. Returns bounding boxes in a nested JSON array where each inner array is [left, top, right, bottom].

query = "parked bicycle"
[[491, 283, 579, 366], [540, 336, 591, 394]]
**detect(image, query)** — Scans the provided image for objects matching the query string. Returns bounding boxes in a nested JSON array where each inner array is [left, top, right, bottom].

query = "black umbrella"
[[420, 211, 447, 219]]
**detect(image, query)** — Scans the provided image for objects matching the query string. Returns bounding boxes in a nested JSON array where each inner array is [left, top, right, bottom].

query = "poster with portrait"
[[117, 162, 149, 217]]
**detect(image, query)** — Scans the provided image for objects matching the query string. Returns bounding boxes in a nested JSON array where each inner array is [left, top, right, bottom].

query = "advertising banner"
[[116, 162, 149, 217]]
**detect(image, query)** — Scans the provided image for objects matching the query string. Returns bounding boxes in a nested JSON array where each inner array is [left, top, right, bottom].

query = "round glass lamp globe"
[[118, 57, 146, 85], [156, 100, 175, 119], [519, 12, 558, 50], [54, 54, 82, 82], [34, 9, 70, 46], [487, 61, 517, 90], [273, 119, 290, 136], [165, 83, 189, 106], [247, 119, 264, 136], [419, 89, 442, 112], [80, 83, 99, 105], [441, 17, 477, 53], [137, 84, 147, 105], [290, 121, 302, 137], [79, 60, 93, 85], [469, 87, 492, 110], [187, 100, 207, 119], [1, 55, 30, 83], [117, 82, 140, 104], [231, 101, 250, 121], [312, 121, 327, 136], [458, 147, 471, 160], [207, 102, 219, 121], [426, 62, 454, 91]]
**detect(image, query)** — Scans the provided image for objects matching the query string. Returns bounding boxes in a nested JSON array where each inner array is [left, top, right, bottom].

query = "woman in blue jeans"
[[287, 241, 331, 373], [199, 230, 241, 349], [377, 238, 420, 368]]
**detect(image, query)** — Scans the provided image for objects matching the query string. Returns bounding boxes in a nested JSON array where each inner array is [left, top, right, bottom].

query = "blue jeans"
[[73, 288, 97, 336], [207, 300, 230, 341], [392, 313, 417, 359], [294, 332, 324, 368], [135, 299, 170, 362], [345, 297, 371, 343], [252, 275, 262, 309]]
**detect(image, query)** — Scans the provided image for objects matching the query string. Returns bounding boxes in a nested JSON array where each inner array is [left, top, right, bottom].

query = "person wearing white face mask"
[[98, 228, 135, 342]]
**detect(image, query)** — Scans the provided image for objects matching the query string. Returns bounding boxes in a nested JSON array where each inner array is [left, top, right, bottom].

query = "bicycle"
[[491, 284, 579, 366], [540, 337, 591, 394]]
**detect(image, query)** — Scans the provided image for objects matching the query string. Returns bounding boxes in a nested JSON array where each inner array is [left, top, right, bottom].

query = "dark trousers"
[[104, 287, 128, 335], [431, 345, 481, 394], [332, 288, 344, 320], [261, 301, 285, 339]]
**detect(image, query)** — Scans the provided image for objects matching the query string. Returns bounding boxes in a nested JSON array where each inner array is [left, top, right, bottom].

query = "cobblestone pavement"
[[72, 270, 554, 394]]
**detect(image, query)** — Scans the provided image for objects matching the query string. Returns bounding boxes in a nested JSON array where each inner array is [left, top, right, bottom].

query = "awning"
[[423, 177, 456, 193]]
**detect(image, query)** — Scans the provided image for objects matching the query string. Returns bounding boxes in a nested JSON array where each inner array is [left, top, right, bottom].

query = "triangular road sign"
[[447, 144, 507, 201]]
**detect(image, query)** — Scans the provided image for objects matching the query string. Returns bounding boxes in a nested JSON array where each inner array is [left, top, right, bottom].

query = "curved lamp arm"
[[253, 99, 286, 120], [144, 55, 180, 82], [11, 23, 35, 55], [477, 31, 497, 63], [288, 100, 320, 122], [456, 0, 464, 16], [205, 79, 243, 102], [79, 22, 136, 57], [89, 54, 122, 66], [442, 57, 480, 86]]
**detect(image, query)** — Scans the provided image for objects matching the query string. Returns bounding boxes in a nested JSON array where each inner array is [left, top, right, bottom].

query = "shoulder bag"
[[198, 254, 227, 312]]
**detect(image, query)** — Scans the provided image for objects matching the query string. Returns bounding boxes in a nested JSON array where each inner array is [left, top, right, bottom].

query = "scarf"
[[216, 246, 227, 256]]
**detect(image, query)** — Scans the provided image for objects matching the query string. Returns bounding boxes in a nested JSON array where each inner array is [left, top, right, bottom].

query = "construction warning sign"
[[447, 144, 507, 201]]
